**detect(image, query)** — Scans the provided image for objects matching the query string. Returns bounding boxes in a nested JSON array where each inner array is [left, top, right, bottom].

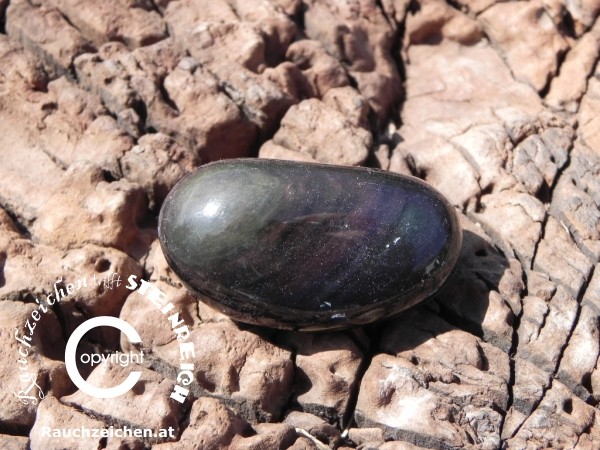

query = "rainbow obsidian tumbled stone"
[[158, 159, 462, 331]]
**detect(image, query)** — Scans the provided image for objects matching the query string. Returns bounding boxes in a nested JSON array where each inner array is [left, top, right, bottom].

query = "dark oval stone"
[[158, 159, 462, 331]]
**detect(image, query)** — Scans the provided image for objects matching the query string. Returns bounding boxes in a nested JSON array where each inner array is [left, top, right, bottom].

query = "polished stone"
[[158, 159, 462, 330]]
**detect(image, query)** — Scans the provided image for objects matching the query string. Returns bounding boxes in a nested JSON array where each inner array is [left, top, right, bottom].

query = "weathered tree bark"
[[0, 0, 599, 448]]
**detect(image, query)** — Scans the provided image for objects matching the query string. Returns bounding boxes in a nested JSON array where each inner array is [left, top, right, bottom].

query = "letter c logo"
[[65, 316, 142, 398]]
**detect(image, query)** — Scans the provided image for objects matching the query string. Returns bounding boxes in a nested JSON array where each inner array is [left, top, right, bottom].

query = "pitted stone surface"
[[1, 0, 599, 448]]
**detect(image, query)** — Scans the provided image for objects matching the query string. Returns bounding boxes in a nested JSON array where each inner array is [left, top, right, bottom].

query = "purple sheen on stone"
[[158, 159, 462, 331]]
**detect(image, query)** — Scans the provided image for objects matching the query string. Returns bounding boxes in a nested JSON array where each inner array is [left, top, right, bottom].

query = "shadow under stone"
[[367, 228, 514, 355], [433, 228, 513, 351]]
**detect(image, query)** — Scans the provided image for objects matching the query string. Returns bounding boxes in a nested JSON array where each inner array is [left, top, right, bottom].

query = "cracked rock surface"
[[1, 0, 600, 448]]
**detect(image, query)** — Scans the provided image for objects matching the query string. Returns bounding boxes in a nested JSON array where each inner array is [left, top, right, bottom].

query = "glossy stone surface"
[[158, 159, 462, 331]]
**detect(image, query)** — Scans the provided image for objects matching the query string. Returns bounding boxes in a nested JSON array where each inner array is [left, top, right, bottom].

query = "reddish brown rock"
[[47, 0, 167, 48], [121, 132, 198, 210], [0, 208, 18, 234], [0, 301, 70, 433], [160, 61, 258, 160], [506, 380, 600, 448], [378, 441, 430, 450], [472, 191, 546, 268], [563, 0, 600, 35], [119, 279, 200, 350], [567, 145, 600, 210], [392, 133, 481, 209], [404, 0, 483, 46], [480, 0, 570, 92], [164, 0, 298, 69], [153, 397, 247, 450], [557, 265, 600, 403], [546, 20, 600, 112], [510, 126, 573, 196], [0, 435, 29, 450], [140, 240, 233, 327], [211, 63, 299, 138], [259, 96, 371, 166], [533, 216, 593, 297], [286, 39, 349, 97], [322, 86, 370, 129], [73, 40, 181, 137], [6, 0, 92, 77], [0, 213, 141, 319], [0, 0, 8, 25], [579, 66, 600, 152], [142, 239, 185, 289], [63, 115, 134, 178], [37, 77, 117, 171], [29, 396, 107, 450], [224, 0, 298, 62], [104, 436, 146, 450], [1, 231, 125, 352], [163, 0, 299, 137], [0, 34, 48, 90], [550, 144, 600, 260], [262, 61, 313, 103], [287, 437, 319, 450], [56, 245, 142, 346], [0, 66, 135, 221], [347, 427, 384, 447], [258, 141, 321, 164], [284, 411, 342, 448], [501, 357, 553, 439], [380, 0, 411, 24], [302, 0, 401, 122], [195, 300, 237, 325], [176, 20, 267, 72], [517, 285, 578, 374], [31, 162, 152, 257], [154, 397, 297, 449], [278, 332, 363, 425], [0, 223, 61, 301], [436, 215, 523, 352], [0, 62, 134, 230], [0, 40, 62, 224], [447, 123, 514, 193], [388, 44, 493, 203], [75, 39, 259, 159], [380, 309, 511, 410], [355, 349, 506, 449], [62, 362, 184, 440], [390, 39, 568, 209], [153, 321, 294, 423], [450, 0, 497, 14], [230, 423, 297, 450], [354, 309, 509, 449]]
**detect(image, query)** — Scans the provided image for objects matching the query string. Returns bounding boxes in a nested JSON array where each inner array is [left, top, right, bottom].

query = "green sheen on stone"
[[158, 159, 462, 331]]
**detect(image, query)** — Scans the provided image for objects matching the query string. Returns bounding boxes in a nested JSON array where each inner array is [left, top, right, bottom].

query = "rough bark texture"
[[1, 0, 600, 448]]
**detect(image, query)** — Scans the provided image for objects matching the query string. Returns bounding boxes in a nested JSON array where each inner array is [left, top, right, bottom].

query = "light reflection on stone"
[[158, 159, 462, 331]]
